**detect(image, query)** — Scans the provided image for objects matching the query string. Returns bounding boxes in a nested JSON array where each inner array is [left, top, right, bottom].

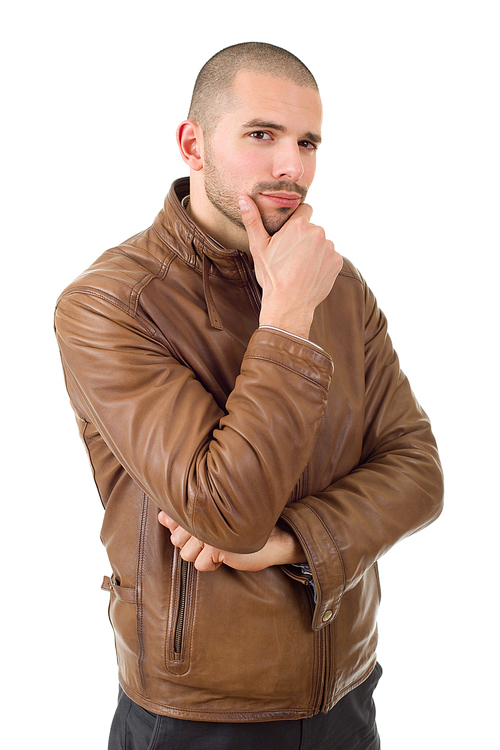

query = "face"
[[200, 70, 322, 242]]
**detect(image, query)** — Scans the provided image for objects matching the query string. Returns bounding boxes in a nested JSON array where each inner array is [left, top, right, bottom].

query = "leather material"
[[55, 177, 443, 720]]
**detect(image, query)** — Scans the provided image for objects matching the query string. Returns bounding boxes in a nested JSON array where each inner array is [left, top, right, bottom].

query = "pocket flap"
[[101, 575, 137, 604]]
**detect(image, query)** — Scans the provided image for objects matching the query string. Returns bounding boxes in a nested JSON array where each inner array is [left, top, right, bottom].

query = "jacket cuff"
[[245, 328, 334, 391], [280, 501, 345, 631], [258, 326, 327, 354]]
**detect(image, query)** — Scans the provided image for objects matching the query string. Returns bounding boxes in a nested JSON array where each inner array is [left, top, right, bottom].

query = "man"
[[55, 42, 443, 749]]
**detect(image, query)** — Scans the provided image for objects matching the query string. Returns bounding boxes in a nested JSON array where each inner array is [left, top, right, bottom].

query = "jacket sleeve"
[[54, 289, 334, 554], [279, 282, 444, 631]]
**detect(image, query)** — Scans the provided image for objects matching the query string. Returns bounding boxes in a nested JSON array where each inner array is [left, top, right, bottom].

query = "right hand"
[[238, 196, 343, 339]]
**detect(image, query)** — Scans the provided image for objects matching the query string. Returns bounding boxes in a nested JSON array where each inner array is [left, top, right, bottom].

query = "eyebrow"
[[242, 119, 322, 145]]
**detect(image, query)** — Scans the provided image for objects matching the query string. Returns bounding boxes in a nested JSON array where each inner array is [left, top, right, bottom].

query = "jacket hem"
[[322, 657, 378, 713], [118, 679, 319, 723]]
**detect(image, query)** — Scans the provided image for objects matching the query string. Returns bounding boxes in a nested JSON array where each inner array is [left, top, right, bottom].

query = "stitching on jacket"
[[120, 235, 172, 266], [58, 289, 161, 339], [190, 456, 204, 536], [136, 494, 149, 696], [299, 500, 346, 597], [80, 419, 108, 509], [234, 255, 261, 319], [255, 327, 332, 358], [151, 225, 198, 270], [122, 682, 310, 718], [324, 659, 378, 712], [245, 354, 330, 390], [338, 258, 363, 284], [128, 252, 174, 315], [94, 257, 150, 285]]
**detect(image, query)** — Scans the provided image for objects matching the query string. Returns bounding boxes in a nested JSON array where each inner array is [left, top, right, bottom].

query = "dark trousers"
[[108, 663, 382, 750]]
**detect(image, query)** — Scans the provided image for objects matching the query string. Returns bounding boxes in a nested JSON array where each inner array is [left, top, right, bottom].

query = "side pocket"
[[165, 550, 197, 675], [101, 575, 142, 694], [102, 575, 137, 603], [173, 559, 189, 655]]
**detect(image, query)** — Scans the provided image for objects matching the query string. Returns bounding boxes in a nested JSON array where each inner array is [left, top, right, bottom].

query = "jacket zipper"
[[174, 557, 189, 654], [239, 252, 262, 316], [172, 257, 256, 658], [284, 474, 329, 711]]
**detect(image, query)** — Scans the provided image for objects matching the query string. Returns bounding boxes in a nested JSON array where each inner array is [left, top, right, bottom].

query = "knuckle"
[[292, 214, 307, 229], [307, 224, 326, 245]]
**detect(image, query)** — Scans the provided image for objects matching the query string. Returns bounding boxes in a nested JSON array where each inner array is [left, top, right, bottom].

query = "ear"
[[176, 120, 204, 171]]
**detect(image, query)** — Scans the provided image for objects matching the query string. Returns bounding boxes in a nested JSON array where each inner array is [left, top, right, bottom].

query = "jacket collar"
[[152, 178, 246, 279]]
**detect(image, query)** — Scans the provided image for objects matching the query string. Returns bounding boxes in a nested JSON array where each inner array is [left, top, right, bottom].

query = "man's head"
[[177, 43, 322, 250], [187, 42, 319, 142]]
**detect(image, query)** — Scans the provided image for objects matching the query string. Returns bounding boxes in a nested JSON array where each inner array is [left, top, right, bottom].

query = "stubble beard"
[[203, 151, 307, 237]]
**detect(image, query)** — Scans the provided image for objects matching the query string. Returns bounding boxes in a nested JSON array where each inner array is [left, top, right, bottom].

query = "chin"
[[262, 209, 293, 236]]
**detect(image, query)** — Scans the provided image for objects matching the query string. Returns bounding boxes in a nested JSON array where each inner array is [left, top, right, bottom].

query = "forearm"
[[278, 411, 444, 631], [56, 293, 334, 554]]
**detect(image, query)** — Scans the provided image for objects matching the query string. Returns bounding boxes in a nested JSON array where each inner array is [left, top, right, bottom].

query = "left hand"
[[158, 512, 306, 572]]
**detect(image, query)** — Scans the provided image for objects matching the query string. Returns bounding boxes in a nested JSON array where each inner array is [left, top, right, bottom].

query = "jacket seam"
[[136, 494, 149, 696], [129, 252, 176, 315], [57, 288, 162, 339], [254, 327, 333, 359], [120, 236, 171, 267], [80, 419, 107, 509], [325, 658, 378, 711], [151, 225, 198, 270], [298, 500, 347, 598], [86, 260, 150, 287], [121, 682, 311, 718], [245, 354, 330, 390], [337, 261, 363, 285]]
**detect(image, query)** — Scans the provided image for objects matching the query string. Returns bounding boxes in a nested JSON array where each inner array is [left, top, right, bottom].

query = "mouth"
[[259, 191, 303, 209]]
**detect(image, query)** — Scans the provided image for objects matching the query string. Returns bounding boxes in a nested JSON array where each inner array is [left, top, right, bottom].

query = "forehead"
[[220, 69, 323, 133]]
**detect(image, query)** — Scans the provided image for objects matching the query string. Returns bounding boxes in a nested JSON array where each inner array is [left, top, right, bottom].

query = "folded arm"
[[279, 284, 444, 628], [55, 293, 333, 554]]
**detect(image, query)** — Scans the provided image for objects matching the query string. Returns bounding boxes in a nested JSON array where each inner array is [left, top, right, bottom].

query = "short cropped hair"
[[188, 42, 319, 139]]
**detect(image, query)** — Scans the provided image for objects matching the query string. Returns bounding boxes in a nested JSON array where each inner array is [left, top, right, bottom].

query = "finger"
[[238, 195, 270, 248], [179, 535, 204, 562], [170, 525, 195, 549], [158, 511, 177, 530], [194, 545, 223, 572], [291, 202, 314, 223]]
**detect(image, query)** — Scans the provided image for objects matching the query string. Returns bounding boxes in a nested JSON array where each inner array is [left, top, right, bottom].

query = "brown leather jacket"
[[55, 178, 443, 721]]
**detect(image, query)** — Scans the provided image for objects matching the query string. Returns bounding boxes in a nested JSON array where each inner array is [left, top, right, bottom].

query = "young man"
[[55, 43, 443, 749]]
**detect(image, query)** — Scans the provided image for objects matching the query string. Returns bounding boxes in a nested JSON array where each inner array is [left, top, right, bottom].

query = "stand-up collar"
[[152, 177, 245, 279]]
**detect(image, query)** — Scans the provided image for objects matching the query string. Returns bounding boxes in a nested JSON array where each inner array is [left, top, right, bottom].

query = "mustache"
[[252, 181, 308, 199]]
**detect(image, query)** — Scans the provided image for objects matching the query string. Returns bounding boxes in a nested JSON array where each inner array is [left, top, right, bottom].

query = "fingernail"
[[238, 198, 248, 211]]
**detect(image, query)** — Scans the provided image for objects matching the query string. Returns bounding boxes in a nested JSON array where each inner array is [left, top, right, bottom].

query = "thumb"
[[238, 195, 270, 249]]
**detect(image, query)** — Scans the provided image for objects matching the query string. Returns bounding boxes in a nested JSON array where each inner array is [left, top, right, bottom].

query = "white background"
[[2, 1, 499, 747]]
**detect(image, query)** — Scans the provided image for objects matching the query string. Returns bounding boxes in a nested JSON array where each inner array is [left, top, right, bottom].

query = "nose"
[[271, 141, 304, 182]]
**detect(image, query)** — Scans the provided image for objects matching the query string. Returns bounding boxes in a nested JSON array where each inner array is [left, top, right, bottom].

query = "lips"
[[259, 191, 302, 208]]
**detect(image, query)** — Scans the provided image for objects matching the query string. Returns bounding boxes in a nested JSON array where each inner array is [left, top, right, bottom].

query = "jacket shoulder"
[[56, 225, 174, 316], [338, 256, 364, 285]]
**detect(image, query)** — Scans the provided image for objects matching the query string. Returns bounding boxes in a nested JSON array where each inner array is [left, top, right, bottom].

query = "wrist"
[[270, 526, 306, 565], [259, 304, 314, 341]]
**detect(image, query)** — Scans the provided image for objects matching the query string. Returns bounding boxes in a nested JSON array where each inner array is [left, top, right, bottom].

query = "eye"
[[249, 131, 272, 141], [299, 140, 318, 151]]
